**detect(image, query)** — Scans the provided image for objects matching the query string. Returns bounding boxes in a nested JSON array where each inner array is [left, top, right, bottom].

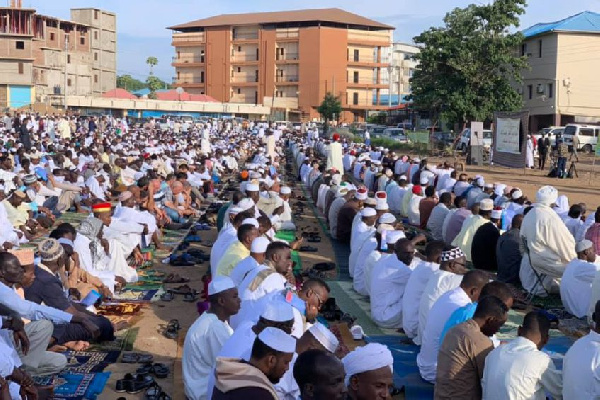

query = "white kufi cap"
[[361, 208, 377, 217], [378, 213, 396, 225], [308, 322, 339, 353], [258, 327, 296, 353], [242, 218, 259, 228], [261, 301, 295, 322], [208, 276, 236, 296], [536, 185, 558, 206], [251, 237, 270, 253]]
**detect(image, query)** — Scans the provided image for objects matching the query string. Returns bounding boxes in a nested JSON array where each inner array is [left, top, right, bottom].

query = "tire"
[[583, 144, 593, 154]]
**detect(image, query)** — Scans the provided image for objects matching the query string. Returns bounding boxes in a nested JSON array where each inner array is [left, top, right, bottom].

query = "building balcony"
[[275, 30, 299, 41], [232, 33, 259, 43], [347, 79, 387, 89], [231, 54, 259, 64], [173, 78, 205, 88], [231, 76, 259, 86], [347, 57, 389, 68], [172, 56, 205, 67], [275, 53, 299, 63], [172, 36, 205, 47], [275, 75, 299, 85]]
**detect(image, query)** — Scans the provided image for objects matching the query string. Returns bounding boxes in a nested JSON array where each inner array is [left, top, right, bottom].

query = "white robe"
[[349, 221, 375, 278], [353, 237, 378, 296], [210, 226, 237, 277], [563, 331, 600, 400], [402, 261, 440, 339], [370, 254, 413, 329], [560, 258, 600, 318], [326, 142, 343, 173], [229, 256, 260, 287], [72, 234, 117, 291]]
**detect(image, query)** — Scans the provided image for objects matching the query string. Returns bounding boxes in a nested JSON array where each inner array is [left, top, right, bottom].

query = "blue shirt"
[[0, 280, 71, 324], [439, 302, 477, 345]]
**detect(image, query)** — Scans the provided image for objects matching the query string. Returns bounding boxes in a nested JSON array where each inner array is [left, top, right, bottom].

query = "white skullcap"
[[399, 175, 407, 180], [576, 239, 594, 253], [261, 300, 294, 322], [491, 209, 503, 219], [336, 188, 349, 198], [385, 169, 393, 177], [378, 213, 396, 225], [238, 198, 255, 211], [476, 177, 485, 187], [386, 230, 405, 244], [331, 174, 342, 186], [246, 183, 259, 192], [377, 224, 394, 234], [536, 185, 558, 206], [258, 327, 296, 354], [208, 276, 236, 296], [229, 206, 243, 215], [419, 175, 429, 185], [280, 186, 291, 195], [364, 198, 377, 206], [308, 322, 339, 353], [242, 218, 259, 228], [376, 200, 389, 211], [342, 343, 393, 386], [480, 198, 494, 211], [362, 208, 377, 218], [251, 237, 270, 253], [511, 190, 523, 200], [356, 188, 368, 201], [494, 184, 506, 197], [413, 157, 420, 163]]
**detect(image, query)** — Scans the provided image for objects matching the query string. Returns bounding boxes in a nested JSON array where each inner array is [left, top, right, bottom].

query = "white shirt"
[[388, 185, 408, 213], [328, 197, 346, 239], [563, 330, 600, 400], [427, 203, 450, 241], [275, 353, 300, 400], [402, 260, 440, 339], [210, 225, 237, 276], [229, 256, 260, 287], [417, 286, 471, 382], [417, 269, 463, 345], [560, 258, 600, 318], [482, 336, 562, 400], [564, 216, 583, 239], [353, 237, 378, 296], [183, 312, 233, 400], [408, 194, 423, 225], [370, 254, 413, 329]]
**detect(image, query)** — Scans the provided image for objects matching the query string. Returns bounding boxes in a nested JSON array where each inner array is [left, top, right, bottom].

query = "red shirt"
[[585, 223, 600, 254]]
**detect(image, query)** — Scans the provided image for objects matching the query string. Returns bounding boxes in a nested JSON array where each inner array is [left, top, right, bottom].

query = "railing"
[[347, 78, 385, 85], [276, 53, 299, 61], [231, 54, 258, 62], [276, 75, 298, 83], [231, 75, 259, 83], [348, 56, 386, 63], [172, 56, 204, 63], [275, 31, 299, 39], [232, 32, 258, 40], [174, 78, 205, 84], [172, 34, 205, 43]]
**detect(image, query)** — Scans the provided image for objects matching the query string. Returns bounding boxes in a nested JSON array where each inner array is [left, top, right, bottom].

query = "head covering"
[[355, 187, 368, 201], [479, 198, 494, 211], [308, 322, 339, 353], [412, 185, 422, 195], [378, 213, 396, 225], [576, 239, 593, 253], [242, 218, 259, 228], [208, 276, 236, 296], [12, 190, 26, 199], [9, 248, 34, 265], [238, 198, 255, 211], [261, 300, 295, 322], [511, 190, 523, 200], [251, 237, 270, 253], [491, 208, 503, 220], [23, 174, 37, 185], [119, 191, 133, 202], [38, 238, 65, 262], [377, 224, 394, 234], [336, 187, 349, 198], [440, 247, 465, 262], [361, 208, 377, 218], [536, 186, 559, 206], [92, 202, 112, 213], [386, 230, 405, 245], [376, 200, 389, 211], [484, 183, 494, 190], [399, 175, 407, 181], [240, 170, 249, 180], [258, 327, 296, 353], [280, 186, 291, 195], [228, 206, 243, 215], [494, 184, 506, 197], [364, 198, 377, 207], [331, 174, 342, 186], [341, 343, 393, 386], [475, 177, 485, 187], [246, 183, 259, 192]]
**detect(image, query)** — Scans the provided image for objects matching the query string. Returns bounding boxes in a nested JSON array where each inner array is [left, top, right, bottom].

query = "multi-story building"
[[0, 2, 116, 109], [379, 42, 419, 106], [520, 11, 600, 132], [168, 8, 394, 122]]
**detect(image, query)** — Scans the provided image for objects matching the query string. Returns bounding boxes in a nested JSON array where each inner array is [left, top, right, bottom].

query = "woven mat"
[[62, 350, 120, 374], [34, 372, 110, 400]]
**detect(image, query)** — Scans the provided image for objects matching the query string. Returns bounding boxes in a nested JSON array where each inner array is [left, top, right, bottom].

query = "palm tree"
[[146, 56, 158, 76]]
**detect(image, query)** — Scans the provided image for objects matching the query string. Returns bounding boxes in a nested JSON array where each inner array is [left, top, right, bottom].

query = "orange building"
[[168, 8, 394, 122]]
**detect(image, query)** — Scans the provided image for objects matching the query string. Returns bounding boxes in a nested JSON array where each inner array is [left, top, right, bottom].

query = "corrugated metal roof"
[[522, 11, 600, 38], [168, 8, 394, 30]]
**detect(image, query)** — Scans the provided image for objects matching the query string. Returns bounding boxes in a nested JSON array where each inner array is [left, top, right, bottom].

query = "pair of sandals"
[[137, 362, 170, 379], [116, 372, 155, 394], [122, 352, 154, 364], [145, 382, 172, 400], [164, 319, 181, 340], [162, 273, 189, 284], [160, 285, 200, 302], [301, 232, 321, 242]]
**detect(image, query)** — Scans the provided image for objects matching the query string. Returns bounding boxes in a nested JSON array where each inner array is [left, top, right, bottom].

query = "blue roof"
[[522, 11, 600, 38]]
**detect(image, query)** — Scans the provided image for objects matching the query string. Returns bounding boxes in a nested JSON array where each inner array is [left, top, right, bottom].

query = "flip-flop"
[[162, 274, 190, 284], [299, 245, 318, 252], [160, 292, 175, 302], [307, 235, 321, 243], [122, 352, 154, 364], [169, 285, 197, 295], [183, 292, 198, 302]]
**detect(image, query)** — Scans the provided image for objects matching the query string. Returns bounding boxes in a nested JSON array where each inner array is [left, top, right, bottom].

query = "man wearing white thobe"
[[349, 209, 377, 278], [326, 139, 343, 173], [560, 239, 600, 318], [402, 256, 441, 341]]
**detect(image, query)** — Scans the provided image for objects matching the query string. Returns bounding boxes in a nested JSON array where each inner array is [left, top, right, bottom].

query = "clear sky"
[[24, 0, 600, 82]]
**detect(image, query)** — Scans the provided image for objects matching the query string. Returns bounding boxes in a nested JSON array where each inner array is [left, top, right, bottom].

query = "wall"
[[521, 33, 558, 117], [205, 27, 231, 101]]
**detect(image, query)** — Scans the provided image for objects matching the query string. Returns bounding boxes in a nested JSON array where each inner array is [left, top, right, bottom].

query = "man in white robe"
[[560, 239, 600, 318], [229, 237, 269, 286], [520, 186, 576, 294], [326, 136, 343, 174], [348, 208, 377, 278]]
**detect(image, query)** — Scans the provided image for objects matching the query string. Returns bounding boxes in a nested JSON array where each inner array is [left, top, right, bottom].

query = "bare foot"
[[64, 341, 90, 351], [48, 344, 68, 352]]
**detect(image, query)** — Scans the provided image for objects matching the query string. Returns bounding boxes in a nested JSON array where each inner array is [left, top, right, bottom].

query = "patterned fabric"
[[440, 247, 465, 262]]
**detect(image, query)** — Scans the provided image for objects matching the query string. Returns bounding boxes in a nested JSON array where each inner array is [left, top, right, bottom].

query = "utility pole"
[[64, 33, 68, 111], [388, 65, 393, 108]]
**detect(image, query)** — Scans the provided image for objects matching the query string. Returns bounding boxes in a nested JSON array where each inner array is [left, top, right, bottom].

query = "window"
[[94, 52, 98, 61], [50, 32, 55, 41], [527, 84, 532, 100], [200, 71, 204, 83], [67, 78, 72, 86], [255, 70, 259, 82], [548, 83, 553, 98], [67, 55, 71, 64], [353, 92, 359, 105], [94, 10, 99, 19], [200, 50, 205, 63], [94, 31, 98, 40], [18, 63, 23, 74], [15, 41, 24, 50], [237, 88, 241, 94], [521, 43, 527, 56], [80, 37, 85, 45], [581, 128, 594, 137], [538, 40, 542, 58], [353, 49, 359, 62], [237, 46, 241, 52], [256, 48, 259, 59], [353, 71, 359, 83], [237, 67, 241, 73], [94, 75, 98, 83]]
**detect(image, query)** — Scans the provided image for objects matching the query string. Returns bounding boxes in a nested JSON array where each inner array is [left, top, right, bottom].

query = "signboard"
[[496, 117, 521, 154]]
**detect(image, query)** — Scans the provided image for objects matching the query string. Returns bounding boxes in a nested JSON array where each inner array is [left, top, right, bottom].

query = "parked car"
[[382, 128, 408, 142], [456, 128, 493, 151], [563, 124, 600, 153], [370, 125, 388, 138], [431, 131, 456, 147]]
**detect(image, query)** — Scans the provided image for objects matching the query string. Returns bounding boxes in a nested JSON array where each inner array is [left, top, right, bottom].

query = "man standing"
[[342, 343, 394, 400], [435, 296, 509, 400], [571, 130, 580, 162], [538, 133, 550, 170], [557, 137, 569, 178], [183, 277, 241, 400], [482, 311, 562, 400]]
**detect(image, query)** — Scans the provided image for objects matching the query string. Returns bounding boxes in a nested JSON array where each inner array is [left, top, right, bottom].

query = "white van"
[[563, 124, 600, 153]]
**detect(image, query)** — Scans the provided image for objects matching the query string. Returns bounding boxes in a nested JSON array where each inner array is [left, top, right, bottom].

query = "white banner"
[[496, 117, 521, 154]]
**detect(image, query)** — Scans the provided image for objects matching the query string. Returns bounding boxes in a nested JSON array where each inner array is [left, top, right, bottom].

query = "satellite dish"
[[176, 87, 184, 95]]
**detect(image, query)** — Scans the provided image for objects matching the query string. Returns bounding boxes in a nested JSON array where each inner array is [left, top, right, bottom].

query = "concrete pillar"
[[553, 112, 561, 126]]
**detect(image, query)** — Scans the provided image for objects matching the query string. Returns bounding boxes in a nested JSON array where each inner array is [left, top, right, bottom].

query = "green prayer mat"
[[275, 230, 296, 242]]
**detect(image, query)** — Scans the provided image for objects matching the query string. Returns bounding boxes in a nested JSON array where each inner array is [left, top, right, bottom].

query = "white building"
[[380, 42, 420, 106]]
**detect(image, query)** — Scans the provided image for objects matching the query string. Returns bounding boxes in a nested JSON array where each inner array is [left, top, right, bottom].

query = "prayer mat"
[[89, 327, 139, 352], [123, 280, 163, 290], [34, 372, 110, 400], [291, 250, 302, 273], [275, 230, 296, 242], [113, 288, 160, 301], [97, 302, 144, 315], [62, 350, 120, 374]]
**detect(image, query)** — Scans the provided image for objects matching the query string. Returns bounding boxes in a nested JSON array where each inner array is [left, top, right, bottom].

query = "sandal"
[[122, 352, 154, 364], [162, 273, 190, 284], [169, 285, 197, 295], [313, 262, 336, 271], [306, 235, 321, 243], [183, 292, 198, 302], [137, 363, 170, 379], [160, 291, 175, 302], [299, 245, 318, 252], [127, 373, 155, 394]]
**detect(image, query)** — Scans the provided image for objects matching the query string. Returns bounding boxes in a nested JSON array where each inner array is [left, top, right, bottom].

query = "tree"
[[317, 92, 342, 134], [116, 75, 146, 91], [146, 75, 163, 99], [146, 56, 158, 76], [410, 0, 528, 126]]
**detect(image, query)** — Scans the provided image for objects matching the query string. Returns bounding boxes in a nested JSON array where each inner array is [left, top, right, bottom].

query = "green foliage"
[[317, 92, 342, 134], [147, 91, 158, 100], [146, 75, 163, 97], [116, 75, 147, 91], [410, 0, 528, 125], [146, 56, 159, 75], [367, 112, 387, 125]]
